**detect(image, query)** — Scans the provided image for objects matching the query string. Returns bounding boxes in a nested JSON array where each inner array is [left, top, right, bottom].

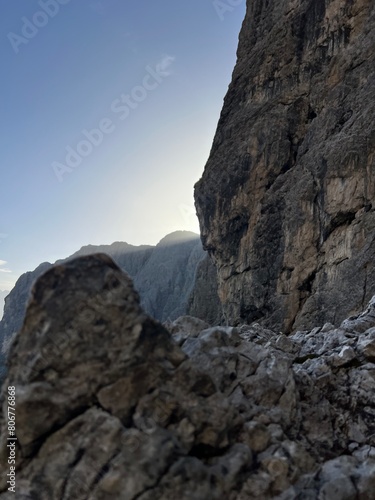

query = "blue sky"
[[0, 0, 246, 291]]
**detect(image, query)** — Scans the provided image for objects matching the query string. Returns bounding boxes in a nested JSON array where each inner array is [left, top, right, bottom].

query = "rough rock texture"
[[1, 254, 375, 499], [0, 231, 215, 381], [187, 254, 223, 325], [133, 232, 206, 322], [0, 291, 9, 318], [195, 0, 375, 332], [0, 263, 51, 381]]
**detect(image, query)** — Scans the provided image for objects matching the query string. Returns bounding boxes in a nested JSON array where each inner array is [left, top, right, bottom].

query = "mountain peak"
[[157, 231, 200, 246]]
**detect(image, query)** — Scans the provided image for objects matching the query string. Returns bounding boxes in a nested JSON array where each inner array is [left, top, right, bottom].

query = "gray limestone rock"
[[195, 0, 375, 333], [1, 254, 375, 498], [187, 254, 223, 325], [0, 291, 9, 318]]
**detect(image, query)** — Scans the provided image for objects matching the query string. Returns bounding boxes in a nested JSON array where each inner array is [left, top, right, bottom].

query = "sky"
[[0, 0, 246, 292]]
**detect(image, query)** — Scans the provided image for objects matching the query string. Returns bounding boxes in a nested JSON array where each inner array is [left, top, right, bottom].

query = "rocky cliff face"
[[1, 254, 374, 499], [133, 232, 206, 322], [0, 232, 215, 381], [0, 291, 9, 318], [187, 254, 223, 325], [195, 0, 375, 332]]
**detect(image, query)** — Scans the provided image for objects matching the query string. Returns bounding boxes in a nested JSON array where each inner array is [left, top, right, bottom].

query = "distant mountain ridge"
[[0, 231, 221, 380]]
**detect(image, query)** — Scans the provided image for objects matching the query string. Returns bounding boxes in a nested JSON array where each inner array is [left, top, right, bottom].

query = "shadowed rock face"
[[195, 0, 375, 332], [0, 291, 9, 317], [1, 254, 375, 499], [187, 254, 223, 325]]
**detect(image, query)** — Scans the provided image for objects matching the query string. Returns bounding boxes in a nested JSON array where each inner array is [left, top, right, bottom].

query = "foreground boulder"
[[0, 255, 375, 499]]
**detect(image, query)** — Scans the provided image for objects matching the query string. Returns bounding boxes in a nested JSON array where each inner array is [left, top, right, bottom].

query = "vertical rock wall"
[[195, 0, 375, 332]]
